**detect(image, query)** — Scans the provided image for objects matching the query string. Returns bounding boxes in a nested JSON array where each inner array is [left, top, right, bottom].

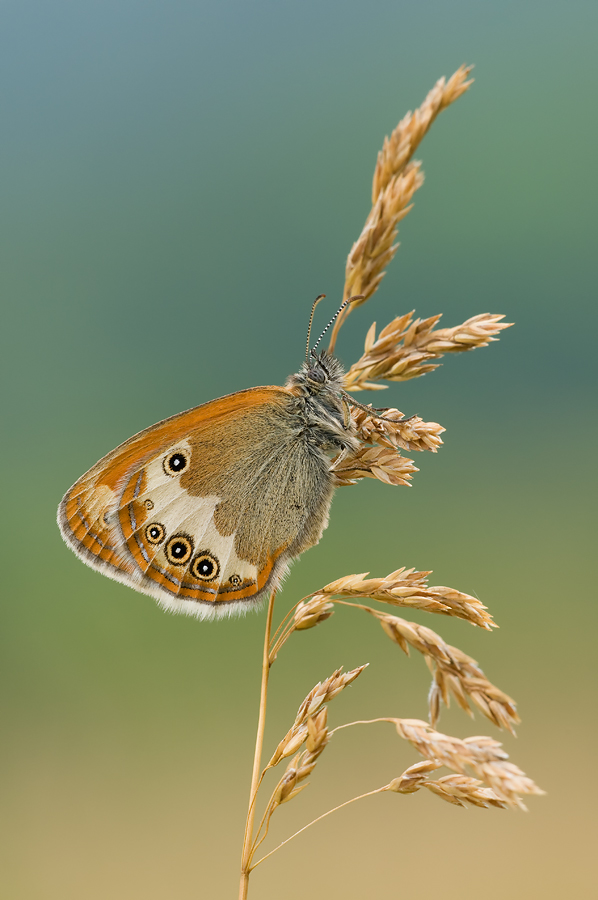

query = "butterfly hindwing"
[[58, 386, 335, 618]]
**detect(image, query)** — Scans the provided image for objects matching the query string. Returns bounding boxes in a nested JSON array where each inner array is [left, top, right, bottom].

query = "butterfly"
[[58, 296, 397, 619]]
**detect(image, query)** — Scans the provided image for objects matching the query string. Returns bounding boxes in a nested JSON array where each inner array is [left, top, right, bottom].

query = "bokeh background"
[[1, 1, 596, 897]]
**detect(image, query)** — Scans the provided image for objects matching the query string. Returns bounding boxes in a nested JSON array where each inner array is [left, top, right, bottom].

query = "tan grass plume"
[[328, 65, 474, 352]]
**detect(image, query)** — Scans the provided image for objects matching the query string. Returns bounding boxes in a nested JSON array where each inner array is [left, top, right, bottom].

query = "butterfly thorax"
[[285, 351, 359, 455]]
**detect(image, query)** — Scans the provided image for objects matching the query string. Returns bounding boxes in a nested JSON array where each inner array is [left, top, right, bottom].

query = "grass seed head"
[[293, 596, 335, 630], [392, 719, 544, 808], [316, 569, 495, 629], [378, 614, 518, 731], [344, 312, 512, 391], [387, 760, 442, 793], [330, 445, 418, 487], [327, 65, 474, 352], [267, 667, 367, 769]]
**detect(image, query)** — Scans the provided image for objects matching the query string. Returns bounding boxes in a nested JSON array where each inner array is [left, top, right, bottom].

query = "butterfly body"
[[58, 352, 359, 618]]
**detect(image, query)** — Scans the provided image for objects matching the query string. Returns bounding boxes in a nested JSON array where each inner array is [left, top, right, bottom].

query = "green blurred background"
[[1, 1, 596, 897]]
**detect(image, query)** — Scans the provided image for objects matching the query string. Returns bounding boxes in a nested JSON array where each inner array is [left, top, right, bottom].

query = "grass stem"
[[239, 590, 277, 900]]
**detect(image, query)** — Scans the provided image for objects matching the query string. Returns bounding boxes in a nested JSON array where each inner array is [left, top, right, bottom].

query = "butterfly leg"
[[340, 390, 416, 424]]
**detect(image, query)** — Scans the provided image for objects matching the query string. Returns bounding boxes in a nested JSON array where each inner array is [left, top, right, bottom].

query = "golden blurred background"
[[1, 1, 596, 897]]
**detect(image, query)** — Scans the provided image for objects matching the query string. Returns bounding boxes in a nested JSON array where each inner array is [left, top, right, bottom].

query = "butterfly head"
[[285, 349, 357, 454], [286, 293, 360, 399], [286, 350, 346, 398]]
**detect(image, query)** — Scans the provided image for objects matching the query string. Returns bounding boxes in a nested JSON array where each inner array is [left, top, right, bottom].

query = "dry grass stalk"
[[344, 312, 512, 391], [328, 65, 473, 351], [372, 65, 474, 202], [240, 591, 277, 899], [266, 666, 366, 768], [315, 568, 495, 629], [376, 613, 519, 732], [239, 68, 538, 899], [393, 719, 544, 809]]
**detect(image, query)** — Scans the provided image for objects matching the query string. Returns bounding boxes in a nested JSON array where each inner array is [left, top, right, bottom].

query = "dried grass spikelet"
[[293, 596, 335, 631], [330, 445, 418, 487], [316, 568, 495, 629], [387, 762, 506, 808], [392, 719, 544, 809], [269, 756, 306, 806], [349, 405, 445, 453], [421, 774, 507, 809], [267, 666, 366, 768], [372, 65, 474, 203], [344, 312, 513, 391], [377, 613, 518, 732], [342, 162, 424, 311], [329, 405, 444, 487], [328, 65, 473, 352], [270, 709, 330, 808], [387, 759, 442, 793], [294, 665, 367, 721]]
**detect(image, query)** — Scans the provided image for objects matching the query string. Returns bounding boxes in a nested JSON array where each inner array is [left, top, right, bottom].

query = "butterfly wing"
[[58, 386, 335, 618]]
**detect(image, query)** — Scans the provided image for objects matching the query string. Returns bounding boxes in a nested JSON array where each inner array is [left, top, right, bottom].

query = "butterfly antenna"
[[306, 294, 326, 365], [310, 295, 364, 358]]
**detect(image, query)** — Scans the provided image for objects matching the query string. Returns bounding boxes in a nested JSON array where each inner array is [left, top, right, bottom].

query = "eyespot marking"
[[145, 522, 165, 545], [145, 499, 154, 510], [229, 574, 241, 587], [165, 533, 194, 566], [163, 450, 190, 477], [190, 551, 220, 582]]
